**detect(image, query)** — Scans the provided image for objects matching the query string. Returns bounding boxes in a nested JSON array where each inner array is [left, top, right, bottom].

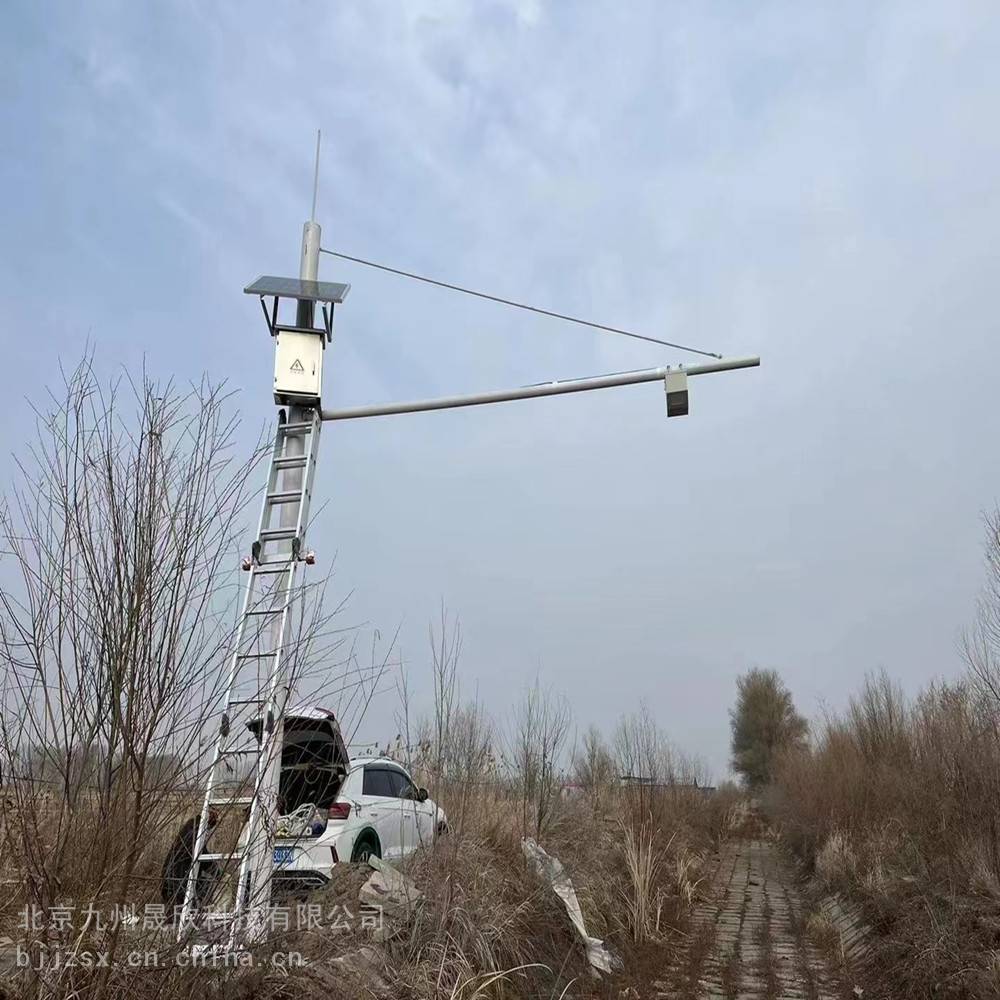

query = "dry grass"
[[398, 830, 576, 997], [768, 671, 1000, 998], [0, 612, 739, 1000], [618, 819, 668, 943], [0, 761, 738, 999], [400, 779, 728, 991]]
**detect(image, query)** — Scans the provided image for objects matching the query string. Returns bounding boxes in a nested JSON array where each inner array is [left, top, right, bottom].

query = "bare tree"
[[508, 679, 572, 838], [964, 507, 1000, 703], [572, 724, 616, 809], [0, 359, 376, 994], [428, 604, 461, 795], [613, 704, 713, 826], [614, 704, 664, 786], [0, 360, 270, 986], [397, 610, 497, 843]]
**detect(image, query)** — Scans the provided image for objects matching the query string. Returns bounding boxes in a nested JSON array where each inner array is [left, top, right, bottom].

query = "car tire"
[[351, 833, 381, 863], [436, 820, 449, 837]]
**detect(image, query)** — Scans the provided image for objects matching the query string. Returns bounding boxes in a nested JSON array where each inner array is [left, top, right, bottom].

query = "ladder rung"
[[209, 796, 254, 807], [227, 696, 265, 704], [220, 748, 259, 756], [198, 853, 241, 863], [266, 490, 303, 505], [279, 421, 314, 435], [259, 527, 297, 541], [253, 562, 292, 575], [273, 455, 308, 470], [245, 606, 289, 617], [235, 653, 276, 661]]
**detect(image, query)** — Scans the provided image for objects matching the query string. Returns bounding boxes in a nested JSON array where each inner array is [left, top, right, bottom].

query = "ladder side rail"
[[293, 409, 322, 546], [232, 560, 300, 944], [231, 409, 321, 942], [177, 414, 287, 938], [178, 561, 262, 933]]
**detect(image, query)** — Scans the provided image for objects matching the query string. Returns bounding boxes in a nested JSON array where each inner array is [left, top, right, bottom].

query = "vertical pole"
[[269, 214, 321, 742], [286, 216, 321, 523], [310, 129, 322, 226], [279, 131, 323, 712], [288, 130, 323, 549]]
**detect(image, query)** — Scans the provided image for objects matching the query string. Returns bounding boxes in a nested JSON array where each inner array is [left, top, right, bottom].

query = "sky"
[[2, 1, 999, 779]]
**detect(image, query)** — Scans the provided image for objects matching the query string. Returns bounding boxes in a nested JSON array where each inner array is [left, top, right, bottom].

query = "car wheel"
[[351, 833, 381, 863]]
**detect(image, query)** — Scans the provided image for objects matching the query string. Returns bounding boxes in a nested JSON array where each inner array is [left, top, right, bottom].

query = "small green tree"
[[730, 668, 807, 790]]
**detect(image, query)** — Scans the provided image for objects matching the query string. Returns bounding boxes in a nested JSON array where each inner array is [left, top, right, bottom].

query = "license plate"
[[273, 846, 295, 865]]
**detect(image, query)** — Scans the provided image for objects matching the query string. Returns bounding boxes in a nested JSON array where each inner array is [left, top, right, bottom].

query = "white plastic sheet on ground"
[[522, 838, 619, 975], [360, 855, 424, 918]]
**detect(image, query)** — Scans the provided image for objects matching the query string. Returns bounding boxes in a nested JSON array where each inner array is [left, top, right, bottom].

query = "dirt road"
[[662, 839, 848, 1000]]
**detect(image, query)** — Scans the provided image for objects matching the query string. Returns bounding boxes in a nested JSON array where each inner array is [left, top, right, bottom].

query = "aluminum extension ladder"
[[178, 405, 321, 945]]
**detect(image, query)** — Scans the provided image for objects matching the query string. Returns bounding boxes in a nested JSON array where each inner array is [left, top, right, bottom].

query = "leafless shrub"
[[964, 507, 1000, 701], [0, 360, 265, 961], [507, 680, 572, 840], [427, 605, 461, 789], [613, 705, 712, 833], [0, 359, 383, 999], [813, 830, 857, 888], [769, 665, 1000, 996], [614, 704, 663, 785], [572, 724, 616, 810], [396, 611, 500, 850]]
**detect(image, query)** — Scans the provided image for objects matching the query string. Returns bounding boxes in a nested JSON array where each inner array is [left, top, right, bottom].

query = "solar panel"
[[244, 275, 351, 304]]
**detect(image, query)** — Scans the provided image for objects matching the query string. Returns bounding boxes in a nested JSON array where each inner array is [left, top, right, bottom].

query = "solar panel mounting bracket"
[[244, 275, 350, 343]]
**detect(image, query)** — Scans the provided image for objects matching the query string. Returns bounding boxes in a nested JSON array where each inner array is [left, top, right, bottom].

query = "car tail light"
[[328, 802, 351, 820]]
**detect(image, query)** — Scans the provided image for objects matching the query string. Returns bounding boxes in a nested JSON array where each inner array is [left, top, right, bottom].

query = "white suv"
[[271, 755, 446, 889], [258, 709, 447, 890]]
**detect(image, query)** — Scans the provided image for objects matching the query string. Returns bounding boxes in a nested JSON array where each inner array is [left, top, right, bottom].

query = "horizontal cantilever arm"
[[320, 356, 760, 422]]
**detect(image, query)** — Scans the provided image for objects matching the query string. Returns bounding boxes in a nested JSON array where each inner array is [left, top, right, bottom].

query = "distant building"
[[618, 774, 716, 796]]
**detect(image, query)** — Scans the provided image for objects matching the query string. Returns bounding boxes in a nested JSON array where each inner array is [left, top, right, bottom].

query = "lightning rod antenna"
[[298, 131, 322, 322], [310, 129, 321, 222]]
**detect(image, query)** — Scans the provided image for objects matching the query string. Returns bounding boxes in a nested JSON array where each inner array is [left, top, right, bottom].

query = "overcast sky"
[[3, 1, 999, 778]]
